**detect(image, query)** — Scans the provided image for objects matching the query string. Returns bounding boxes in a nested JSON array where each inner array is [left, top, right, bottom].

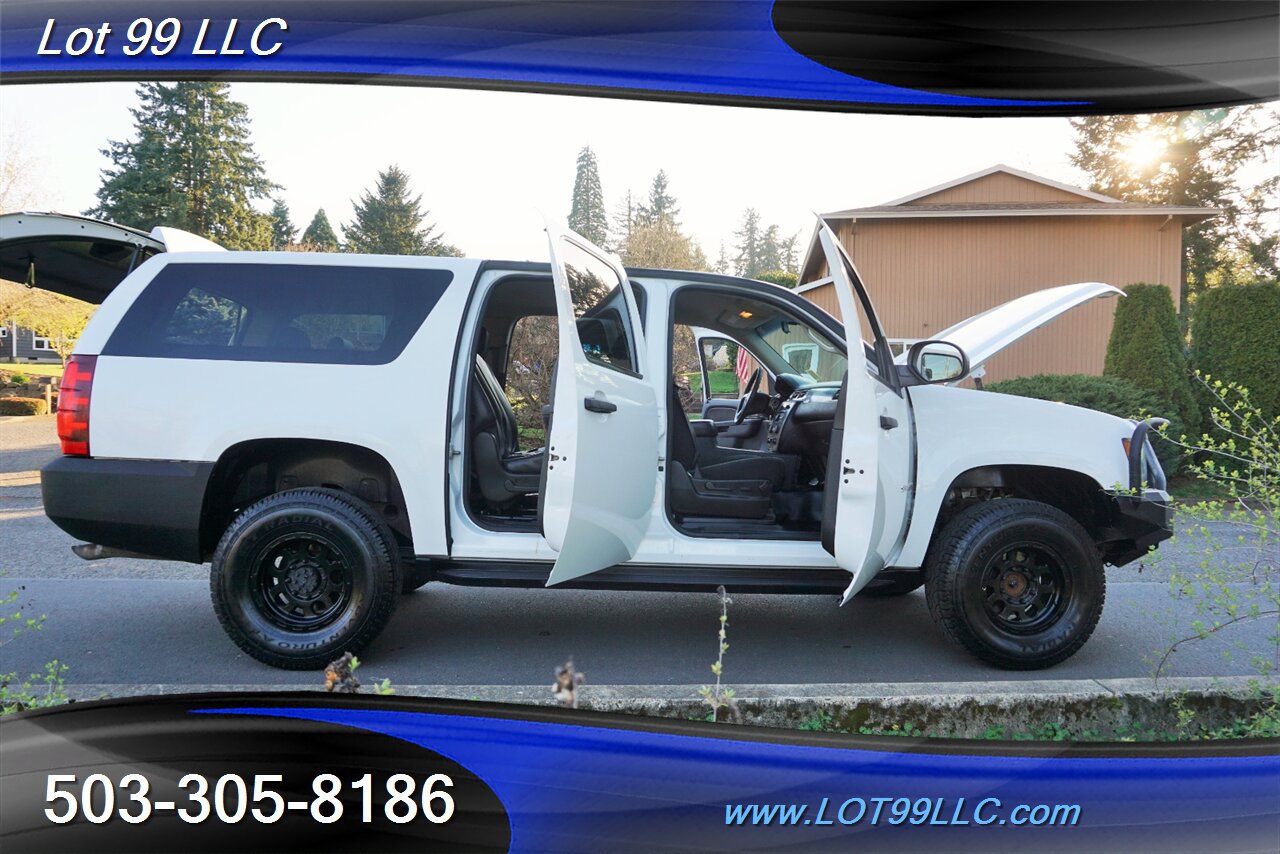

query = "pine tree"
[[732, 208, 764, 278], [301, 209, 339, 250], [343, 165, 460, 256], [88, 82, 276, 250], [714, 242, 729, 274], [1070, 107, 1279, 308], [269, 198, 296, 249], [567, 146, 608, 245], [637, 169, 679, 226]]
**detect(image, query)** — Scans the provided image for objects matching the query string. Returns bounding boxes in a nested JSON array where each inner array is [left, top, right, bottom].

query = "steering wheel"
[[734, 367, 763, 425]]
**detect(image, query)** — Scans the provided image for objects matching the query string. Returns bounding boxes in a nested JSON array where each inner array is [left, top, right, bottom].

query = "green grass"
[[1167, 474, 1234, 501], [685, 371, 739, 397], [0, 362, 63, 378]]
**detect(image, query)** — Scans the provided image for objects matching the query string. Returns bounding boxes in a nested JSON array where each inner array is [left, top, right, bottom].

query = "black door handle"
[[879, 415, 898, 430], [584, 397, 617, 413]]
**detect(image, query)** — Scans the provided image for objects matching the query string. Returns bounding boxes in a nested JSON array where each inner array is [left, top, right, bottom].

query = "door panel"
[[542, 220, 658, 586], [815, 222, 906, 603]]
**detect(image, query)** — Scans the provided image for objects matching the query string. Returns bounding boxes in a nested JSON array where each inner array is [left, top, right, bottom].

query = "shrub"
[[0, 396, 49, 416], [985, 373, 1185, 475], [1104, 283, 1200, 437], [1190, 281, 1280, 421], [7, 373, 30, 385]]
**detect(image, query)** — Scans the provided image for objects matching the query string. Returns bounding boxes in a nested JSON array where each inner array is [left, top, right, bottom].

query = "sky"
[[2, 81, 1103, 263]]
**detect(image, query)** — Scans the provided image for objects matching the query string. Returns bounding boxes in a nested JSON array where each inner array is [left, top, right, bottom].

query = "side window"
[[671, 325, 702, 415], [105, 263, 452, 365], [700, 337, 742, 401], [163, 288, 245, 346], [290, 313, 387, 352], [559, 241, 638, 375], [505, 314, 558, 450]]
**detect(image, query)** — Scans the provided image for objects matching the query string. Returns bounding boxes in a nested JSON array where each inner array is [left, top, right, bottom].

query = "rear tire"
[[924, 499, 1104, 670], [210, 488, 401, 670]]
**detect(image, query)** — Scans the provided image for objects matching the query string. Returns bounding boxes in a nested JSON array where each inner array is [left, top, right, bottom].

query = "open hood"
[[0, 212, 222, 304], [898, 282, 1123, 376]]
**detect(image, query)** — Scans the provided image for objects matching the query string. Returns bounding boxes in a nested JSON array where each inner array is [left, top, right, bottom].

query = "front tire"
[[210, 488, 401, 670], [924, 499, 1104, 670]]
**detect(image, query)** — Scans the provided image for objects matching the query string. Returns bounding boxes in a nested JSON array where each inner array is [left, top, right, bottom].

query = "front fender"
[[896, 385, 1133, 568]]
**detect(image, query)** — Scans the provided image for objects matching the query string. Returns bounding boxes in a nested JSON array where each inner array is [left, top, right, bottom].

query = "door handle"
[[879, 415, 898, 430], [584, 397, 617, 413]]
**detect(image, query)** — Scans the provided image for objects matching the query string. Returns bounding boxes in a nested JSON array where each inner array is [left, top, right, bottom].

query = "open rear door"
[[0, 212, 167, 304], [541, 219, 658, 586], [816, 221, 906, 602]]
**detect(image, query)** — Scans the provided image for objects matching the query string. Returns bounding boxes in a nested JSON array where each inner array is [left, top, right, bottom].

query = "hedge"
[[0, 396, 50, 416], [985, 373, 1185, 475], [1104, 283, 1200, 437], [1190, 281, 1280, 420]]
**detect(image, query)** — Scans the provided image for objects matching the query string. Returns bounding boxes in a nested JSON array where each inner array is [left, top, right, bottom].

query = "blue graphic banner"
[[2, 1, 1276, 115]]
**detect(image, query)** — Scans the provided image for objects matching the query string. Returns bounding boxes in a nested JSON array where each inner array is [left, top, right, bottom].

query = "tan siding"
[[801, 214, 1185, 383], [910, 172, 1097, 206]]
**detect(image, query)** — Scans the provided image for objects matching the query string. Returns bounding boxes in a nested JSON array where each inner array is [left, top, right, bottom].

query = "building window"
[[780, 342, 819, 375], [32, 336, 52, 351], [0, 326, 8, 339]]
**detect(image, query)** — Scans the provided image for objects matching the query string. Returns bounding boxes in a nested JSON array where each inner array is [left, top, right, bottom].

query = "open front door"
[[541, 219, 658, 586], [816, 222, 910, 603]]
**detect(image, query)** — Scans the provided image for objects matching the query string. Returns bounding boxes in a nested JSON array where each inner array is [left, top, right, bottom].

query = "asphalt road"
[[2, 415, 1275, 688]]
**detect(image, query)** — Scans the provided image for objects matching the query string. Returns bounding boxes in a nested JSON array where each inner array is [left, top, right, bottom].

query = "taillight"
[[57, 355, 96, 456]]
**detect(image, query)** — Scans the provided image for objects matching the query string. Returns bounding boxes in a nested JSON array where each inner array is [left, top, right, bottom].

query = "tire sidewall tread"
[[210, 488, 401, 670], [924, 498, 1105, 670]]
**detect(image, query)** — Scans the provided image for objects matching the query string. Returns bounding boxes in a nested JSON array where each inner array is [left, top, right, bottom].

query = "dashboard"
[[766, 382, 840, 455]]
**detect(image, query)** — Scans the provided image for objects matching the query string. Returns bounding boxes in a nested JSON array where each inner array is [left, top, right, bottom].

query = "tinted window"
[[106, 263, 452, 364], [559, 240, 639, 375]]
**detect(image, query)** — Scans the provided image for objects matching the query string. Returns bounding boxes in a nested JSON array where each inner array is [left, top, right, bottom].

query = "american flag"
[[734, 345, 753, 388]]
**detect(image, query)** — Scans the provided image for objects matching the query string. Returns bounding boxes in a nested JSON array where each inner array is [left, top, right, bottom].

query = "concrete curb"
[[58, 677, 1274, 738]]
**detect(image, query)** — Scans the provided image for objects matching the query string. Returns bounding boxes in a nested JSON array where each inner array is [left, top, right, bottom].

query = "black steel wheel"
[[211, 488, 401, 670], [925, 499, 1105, 670]]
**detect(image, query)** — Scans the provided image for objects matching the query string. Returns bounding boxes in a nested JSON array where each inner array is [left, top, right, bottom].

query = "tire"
[[858, 571, 925, 597], [210, 488, 401, 670], [924, 499, 1105, 670]]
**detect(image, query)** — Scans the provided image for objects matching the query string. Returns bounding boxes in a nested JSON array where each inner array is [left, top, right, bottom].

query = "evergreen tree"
[[732, 208, 765, 278], [1070, 107, 1279, 308], [88, 82, 276, 250], [301, 209, 339, 250], [343, 165, 460, 256], [1104, 283, 1200, 436], [713, 242, 729, 274], [567, 146, 608, 245], [269, 198, 296, 249], [637, 169, 679, 226]]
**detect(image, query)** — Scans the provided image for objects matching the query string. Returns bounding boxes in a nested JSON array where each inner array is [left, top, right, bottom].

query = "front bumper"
[[42, 456, 213, 563], [1104, 488, 1173, 566]]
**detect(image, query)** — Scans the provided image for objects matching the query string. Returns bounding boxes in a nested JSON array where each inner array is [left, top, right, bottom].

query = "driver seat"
[[667, 383, 794, 519]]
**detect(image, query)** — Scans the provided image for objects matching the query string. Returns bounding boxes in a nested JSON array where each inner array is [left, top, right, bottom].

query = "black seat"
[[667, 383, 795, 519], [470, 355, 544, 506]]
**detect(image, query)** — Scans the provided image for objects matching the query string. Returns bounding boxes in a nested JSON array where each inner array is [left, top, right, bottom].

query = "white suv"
[[0, 212, 1172, 670]]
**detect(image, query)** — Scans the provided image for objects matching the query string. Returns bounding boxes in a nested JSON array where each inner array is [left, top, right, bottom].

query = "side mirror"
[[907, 340, 969, 383]]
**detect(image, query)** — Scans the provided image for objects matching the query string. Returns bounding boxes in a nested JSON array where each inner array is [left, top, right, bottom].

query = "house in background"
[[3, 321, 60, 364], [796, 165, 1218, 383]]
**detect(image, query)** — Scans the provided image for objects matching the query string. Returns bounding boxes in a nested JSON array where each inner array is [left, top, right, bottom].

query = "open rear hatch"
[[0, 212, 171, 304]]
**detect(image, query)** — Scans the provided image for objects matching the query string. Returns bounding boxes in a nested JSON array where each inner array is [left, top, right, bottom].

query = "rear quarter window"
[[105, 262, 452, 364]]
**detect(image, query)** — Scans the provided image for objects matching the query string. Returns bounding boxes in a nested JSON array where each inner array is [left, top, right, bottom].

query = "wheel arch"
[[199, 438, 412, 560], [902, 463, 1117, 568]]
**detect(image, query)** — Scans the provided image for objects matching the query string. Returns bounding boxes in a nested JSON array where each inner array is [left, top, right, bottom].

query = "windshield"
[[754, 315, 848, 383]]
